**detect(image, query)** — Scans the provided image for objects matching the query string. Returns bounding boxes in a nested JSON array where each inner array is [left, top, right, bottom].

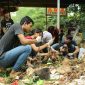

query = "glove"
[[68, 53, 74, 56], [47, 38, 54, 46], [36, 36, 42, 43]]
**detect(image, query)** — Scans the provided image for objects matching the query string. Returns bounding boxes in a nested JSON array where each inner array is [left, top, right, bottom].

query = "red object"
[[25, 36, 33, 39], [11, 80, 18, 85]]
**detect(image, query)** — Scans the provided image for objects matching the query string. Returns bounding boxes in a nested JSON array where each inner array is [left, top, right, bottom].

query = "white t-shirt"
[[42, 31, 52, 43]]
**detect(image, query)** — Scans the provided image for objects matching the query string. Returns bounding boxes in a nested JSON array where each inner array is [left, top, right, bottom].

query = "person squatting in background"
[[52, 35, 79, 59]]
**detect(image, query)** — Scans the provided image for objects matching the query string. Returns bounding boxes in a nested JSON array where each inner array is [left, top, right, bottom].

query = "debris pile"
[[1, 56, 85, 85]]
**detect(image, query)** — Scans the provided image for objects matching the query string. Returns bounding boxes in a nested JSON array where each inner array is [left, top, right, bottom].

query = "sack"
[[78, 48, 85, 60]]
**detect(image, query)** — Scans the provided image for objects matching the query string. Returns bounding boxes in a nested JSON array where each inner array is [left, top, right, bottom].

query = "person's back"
[[42, 31, 52, 43]]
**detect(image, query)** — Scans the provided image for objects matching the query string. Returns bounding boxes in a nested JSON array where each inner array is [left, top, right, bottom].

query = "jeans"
[[52, 43, 60, 50], [0, 45, 31, 71]]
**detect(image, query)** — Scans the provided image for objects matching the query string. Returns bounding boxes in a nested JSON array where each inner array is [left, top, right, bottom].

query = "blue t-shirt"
[[61, 40, 77, 53]]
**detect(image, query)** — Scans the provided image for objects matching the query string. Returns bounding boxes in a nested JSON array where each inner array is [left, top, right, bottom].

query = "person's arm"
[[73, 46, 79, 55], [31, 38, 54, 52], [72, 41, 79, 55], [18, 34, 37, 45], [31, 43, 48, 52], [2, 27, 7, 33], [1, 20, 7, 33], [60, 44, 66, 52]]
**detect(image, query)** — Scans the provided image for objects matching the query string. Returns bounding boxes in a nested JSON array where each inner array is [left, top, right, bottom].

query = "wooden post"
[[57, 0, 60, 29]]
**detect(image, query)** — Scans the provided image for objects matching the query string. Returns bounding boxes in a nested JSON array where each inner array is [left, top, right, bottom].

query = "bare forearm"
[[22, 39, 37, 45], [31, 43, 48, 52], [37, 53, 48, 56], [18, 34, 37, 45], [73, 47, 79, 54], [38, 43, 48, 51]]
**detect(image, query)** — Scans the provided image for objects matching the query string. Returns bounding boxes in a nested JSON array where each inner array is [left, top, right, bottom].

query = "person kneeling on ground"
[[25, 28, 55, 65], [52, 35, 79, 59], [0, 16, 41, 77], [59, 35, 79, 59]]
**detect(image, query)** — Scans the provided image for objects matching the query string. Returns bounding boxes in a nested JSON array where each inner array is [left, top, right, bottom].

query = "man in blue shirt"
[[60, 35, 79, 58]]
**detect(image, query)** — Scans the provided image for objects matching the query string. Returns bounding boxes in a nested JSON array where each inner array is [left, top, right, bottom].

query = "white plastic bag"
[[78, 48, 85, 60]]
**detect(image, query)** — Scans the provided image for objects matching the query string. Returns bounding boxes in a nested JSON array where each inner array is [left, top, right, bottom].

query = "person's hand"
[[50, 47, 59, 54], [67, 53, 74, 56], [47, 38, 54, 46], [36, 36, 42, 43], [67, 53, 74, 59], [60, 46, 65, 52]]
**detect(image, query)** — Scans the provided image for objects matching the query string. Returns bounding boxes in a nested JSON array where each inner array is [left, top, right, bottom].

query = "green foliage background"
[[11, 7, 57, 30], [11, 5, 85, 32]]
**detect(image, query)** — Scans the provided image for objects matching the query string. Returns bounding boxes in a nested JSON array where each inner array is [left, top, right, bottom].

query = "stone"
[[34, 67, 50, 80]]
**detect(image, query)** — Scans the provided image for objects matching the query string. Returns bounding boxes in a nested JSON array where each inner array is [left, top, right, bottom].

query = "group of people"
[[0, 14, 84, 78], [0, 15, 56, 77]]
